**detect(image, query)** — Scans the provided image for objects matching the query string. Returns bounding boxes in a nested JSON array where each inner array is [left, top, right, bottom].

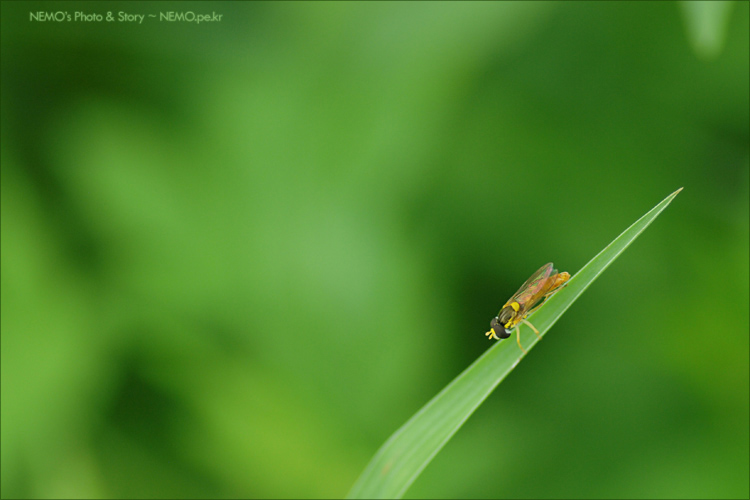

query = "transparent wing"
[[508, 262, 556, 310]]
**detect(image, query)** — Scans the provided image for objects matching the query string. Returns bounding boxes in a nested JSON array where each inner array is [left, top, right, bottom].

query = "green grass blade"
[[347, 188, 683, 499]]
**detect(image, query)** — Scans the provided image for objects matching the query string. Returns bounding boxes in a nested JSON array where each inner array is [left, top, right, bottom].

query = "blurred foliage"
[[1, 1, 748, 499], [679, 1, 735, 59]]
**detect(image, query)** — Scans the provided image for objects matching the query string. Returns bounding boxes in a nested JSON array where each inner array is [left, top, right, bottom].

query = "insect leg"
[[515, 324, 528, 354], [520, 318, 541, 339]]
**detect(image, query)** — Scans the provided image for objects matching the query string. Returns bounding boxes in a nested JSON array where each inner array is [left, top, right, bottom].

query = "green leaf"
[[347, 187, 683, 499]]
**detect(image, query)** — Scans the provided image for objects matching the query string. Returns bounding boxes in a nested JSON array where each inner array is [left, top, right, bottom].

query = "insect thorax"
[[497, 304, 519, 328]]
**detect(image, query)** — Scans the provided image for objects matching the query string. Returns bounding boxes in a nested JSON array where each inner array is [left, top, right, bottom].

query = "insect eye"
[[490, 317, 511, 339]]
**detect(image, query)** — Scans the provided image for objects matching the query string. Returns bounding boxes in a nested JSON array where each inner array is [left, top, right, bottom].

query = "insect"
[[486, 262, 570, 354]]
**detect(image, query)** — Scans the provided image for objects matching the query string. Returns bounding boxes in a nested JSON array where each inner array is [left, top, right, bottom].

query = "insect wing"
[[509, 262, 556, 309]]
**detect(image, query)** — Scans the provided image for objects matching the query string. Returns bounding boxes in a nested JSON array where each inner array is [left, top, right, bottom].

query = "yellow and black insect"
[[486, 262, 570, 353]]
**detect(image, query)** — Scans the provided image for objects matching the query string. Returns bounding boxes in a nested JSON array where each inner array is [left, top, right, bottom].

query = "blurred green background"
[[1, 1, 748, 498]]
